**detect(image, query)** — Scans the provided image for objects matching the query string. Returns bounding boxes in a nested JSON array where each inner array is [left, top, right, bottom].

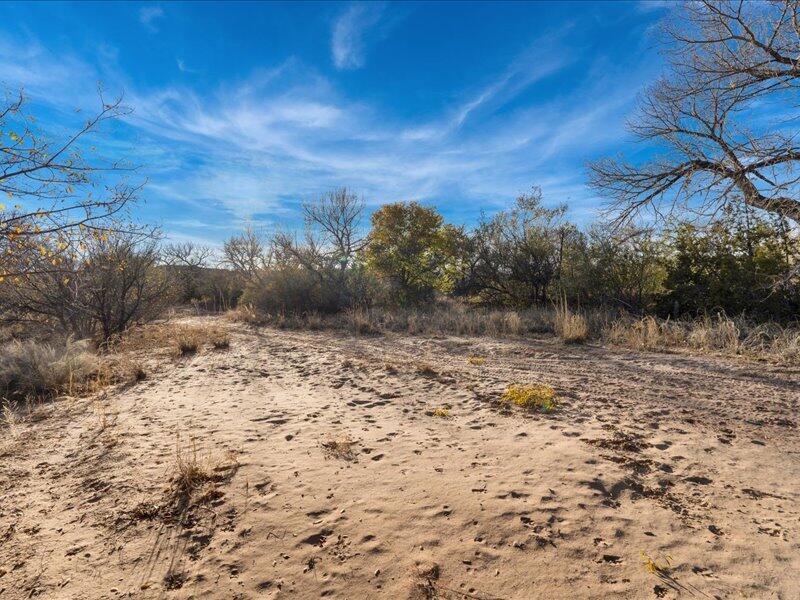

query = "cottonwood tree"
[[666, 0, 800, 96], [365, 201, 466, 304], [589, 0, 800, 225], [301, 187, 366, 269], [264, 188, 372, 312], [0, 90, 140, 279], [272, 188, 365, 274]]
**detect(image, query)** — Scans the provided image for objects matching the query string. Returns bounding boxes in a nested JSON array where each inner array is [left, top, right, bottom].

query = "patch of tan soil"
[[1, 316, 799, 599]]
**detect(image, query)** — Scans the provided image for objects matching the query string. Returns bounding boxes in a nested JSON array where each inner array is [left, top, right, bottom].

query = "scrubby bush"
[[241, 263, 379, 315], [216, 185, 798, 363], [0, 231, 173, 343], [0, 339, 98, 401], [663, 212, 799, 320], [459, 188, 573, 307]]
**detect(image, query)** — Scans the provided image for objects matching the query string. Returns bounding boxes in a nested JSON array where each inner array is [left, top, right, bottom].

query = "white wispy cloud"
[[176, 59, 197, 74], [401, 30, 574, 142], [139, 6, 164, 33], [331, 2, 387, 70]]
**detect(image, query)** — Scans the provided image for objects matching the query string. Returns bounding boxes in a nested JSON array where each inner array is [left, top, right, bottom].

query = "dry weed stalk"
[[321, 435, 358, 461]]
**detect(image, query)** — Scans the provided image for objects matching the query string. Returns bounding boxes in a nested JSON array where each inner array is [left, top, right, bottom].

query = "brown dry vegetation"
[[228, 303, 800, 364]]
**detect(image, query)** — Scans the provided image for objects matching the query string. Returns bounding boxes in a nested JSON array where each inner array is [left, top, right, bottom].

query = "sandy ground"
[[1, 316, 799, 600]]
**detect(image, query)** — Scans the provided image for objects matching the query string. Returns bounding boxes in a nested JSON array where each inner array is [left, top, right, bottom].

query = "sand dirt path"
[[1, 317, 799, 599]]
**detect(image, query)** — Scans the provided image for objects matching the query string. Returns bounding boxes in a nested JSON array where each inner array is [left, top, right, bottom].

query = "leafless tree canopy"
[[272, 187, 366, 275], [301, 187, 366, 266], [589, 0, 800, 226], [162, 242, 214, 302], [667, 0, 800, 95], [0, 89, 141, 278], [221, 226, 271, 282], [163, 242, 213, 270]]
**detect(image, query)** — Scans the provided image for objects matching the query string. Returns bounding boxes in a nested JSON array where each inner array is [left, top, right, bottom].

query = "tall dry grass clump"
[[687, 315, 740, 351], [604, 315, 685, 350], [604, 313, 799, 362], [229, 303, 554, 338], [229, 300, 798, 363], [0, 339, 98, 401], [553, 299, 589, 344]]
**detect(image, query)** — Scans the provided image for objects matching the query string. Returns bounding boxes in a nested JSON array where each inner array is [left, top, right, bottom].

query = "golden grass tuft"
[[170, 436, 239, 505], [226, 305, 266, 326], [174, 333, 200, 356], [0, 338, 145, 406], [501, 384, 557, 412], [554, 298, 589, 344], [602, 313, 800, 362], [173, 439, 216, 497], [0, 339, 98, 402], [415, 362, 438, 377]]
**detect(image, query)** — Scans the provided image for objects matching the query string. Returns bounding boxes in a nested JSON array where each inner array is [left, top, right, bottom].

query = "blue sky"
[[0, 1, 671, 245]]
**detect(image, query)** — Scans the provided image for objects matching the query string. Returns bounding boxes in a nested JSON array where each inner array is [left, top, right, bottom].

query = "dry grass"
[[0, 339, 99, 402], [174, 331, 201, 356], [211, 331, 231, 349], [170, 436, 239, 506], [345, 307, 382, 335], [228, 303, 552, 337], [415, 362, 439, 377], [604, 314, 800, 362], [501, 384, 557, 412], [0, 400, 21, 455], [641, 551, 672, 575], [226, 304, 267, 326], [321, 435, 358, 461], [115, 322, 231, 357], [554, 298, 589, 344], [173, 439, 216, 498], [230, 302, 798, 363]]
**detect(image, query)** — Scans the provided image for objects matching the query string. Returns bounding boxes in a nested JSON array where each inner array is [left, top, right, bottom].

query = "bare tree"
[[0, 229, 171, 342], [272, 187, 366, 275], [221, 226, 271, 282], [589, 1, 800, 226], [0, 89, 140, 279], [301, 187, 366, 269], [463, 188, 574, 306], [163, 242, 213, 269], [666, 1, 800, 96]]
